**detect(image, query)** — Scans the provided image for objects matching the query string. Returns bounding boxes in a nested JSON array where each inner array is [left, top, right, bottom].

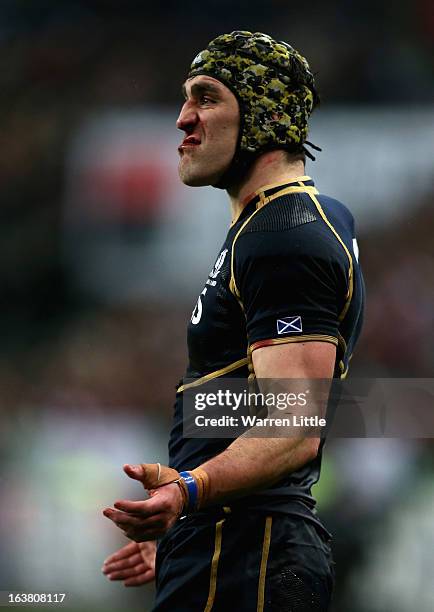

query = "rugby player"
[[102, 31, 364, 611]]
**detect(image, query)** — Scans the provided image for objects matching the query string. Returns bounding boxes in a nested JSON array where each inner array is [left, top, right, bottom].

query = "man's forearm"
[[198, 435, 320, 507], [194, 370, 328, 508]]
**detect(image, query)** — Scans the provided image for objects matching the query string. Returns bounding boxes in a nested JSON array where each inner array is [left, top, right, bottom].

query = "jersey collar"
[[252, 175, 316, 204], [231, 176, 317, 227]]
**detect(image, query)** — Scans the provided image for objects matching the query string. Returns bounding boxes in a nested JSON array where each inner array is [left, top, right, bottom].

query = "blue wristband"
[[179, 471, 198, 513]]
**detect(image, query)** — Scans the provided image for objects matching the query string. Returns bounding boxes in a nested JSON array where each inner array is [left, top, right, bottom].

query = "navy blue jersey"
[[168, 177, 364, 521]]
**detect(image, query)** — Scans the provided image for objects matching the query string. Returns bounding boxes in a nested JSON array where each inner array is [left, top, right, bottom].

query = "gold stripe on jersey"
[[229, 206, 265, 300], [306, 192, 354, 323], [340, 352, 353, 379], [204, 518, 225, 612], [340, 363, 349, 379], [249, 334, 339, 353], [177, 357, 249, 393], [257, 516, 273, 612], [337, 332, 349, 379]]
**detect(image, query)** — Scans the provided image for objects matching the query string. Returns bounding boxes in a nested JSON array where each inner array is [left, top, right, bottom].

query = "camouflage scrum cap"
[[187, 30, 320, 186]]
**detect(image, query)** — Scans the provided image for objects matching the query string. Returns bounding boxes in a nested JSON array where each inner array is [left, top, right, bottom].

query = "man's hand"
[[102, 540, 156, 586], [103, 464, 185, 541]]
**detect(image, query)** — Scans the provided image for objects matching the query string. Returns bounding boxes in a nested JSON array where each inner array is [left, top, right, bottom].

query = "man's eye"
[[200, 96, 214, 105]]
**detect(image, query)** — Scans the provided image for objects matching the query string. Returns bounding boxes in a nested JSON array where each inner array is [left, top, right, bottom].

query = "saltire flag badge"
[[276, 316, 302, 335]]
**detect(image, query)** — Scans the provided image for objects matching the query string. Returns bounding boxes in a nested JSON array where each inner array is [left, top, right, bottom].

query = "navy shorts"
[[154, 506, 334, 611]]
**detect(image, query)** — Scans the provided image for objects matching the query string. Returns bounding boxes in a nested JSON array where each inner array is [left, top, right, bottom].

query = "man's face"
[[177, 75, 240, 186]]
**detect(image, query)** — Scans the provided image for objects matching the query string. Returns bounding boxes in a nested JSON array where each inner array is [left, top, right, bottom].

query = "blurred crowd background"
[[0, 1, 433, 611]]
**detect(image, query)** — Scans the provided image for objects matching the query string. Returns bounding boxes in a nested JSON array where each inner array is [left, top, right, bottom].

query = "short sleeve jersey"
[[168, 177, 364, 518]]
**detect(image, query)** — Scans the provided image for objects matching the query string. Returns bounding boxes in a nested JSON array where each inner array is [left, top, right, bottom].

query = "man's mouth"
[[178, 136, 201, 152]]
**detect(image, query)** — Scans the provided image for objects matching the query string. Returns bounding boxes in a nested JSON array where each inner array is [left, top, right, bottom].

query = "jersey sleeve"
[[233, 220, 349, 350]]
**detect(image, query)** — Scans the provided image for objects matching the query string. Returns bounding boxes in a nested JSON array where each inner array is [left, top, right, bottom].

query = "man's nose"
[[176, 101, 198, 131]]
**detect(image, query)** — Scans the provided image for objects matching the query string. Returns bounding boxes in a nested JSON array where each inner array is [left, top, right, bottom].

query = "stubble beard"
[[178, 151, 224, 187]]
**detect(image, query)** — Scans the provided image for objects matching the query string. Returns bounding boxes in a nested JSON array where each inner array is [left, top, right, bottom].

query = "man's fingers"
[[103, 508, 144, 526], [103, 541, 139, 565], [113, 499, 157, 514], [102, 552, 144, 575], [106, 562, 148, 581], [104, 508, 166, 533], [104, 493, 169, 520], [124, 568, 155, 587]]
